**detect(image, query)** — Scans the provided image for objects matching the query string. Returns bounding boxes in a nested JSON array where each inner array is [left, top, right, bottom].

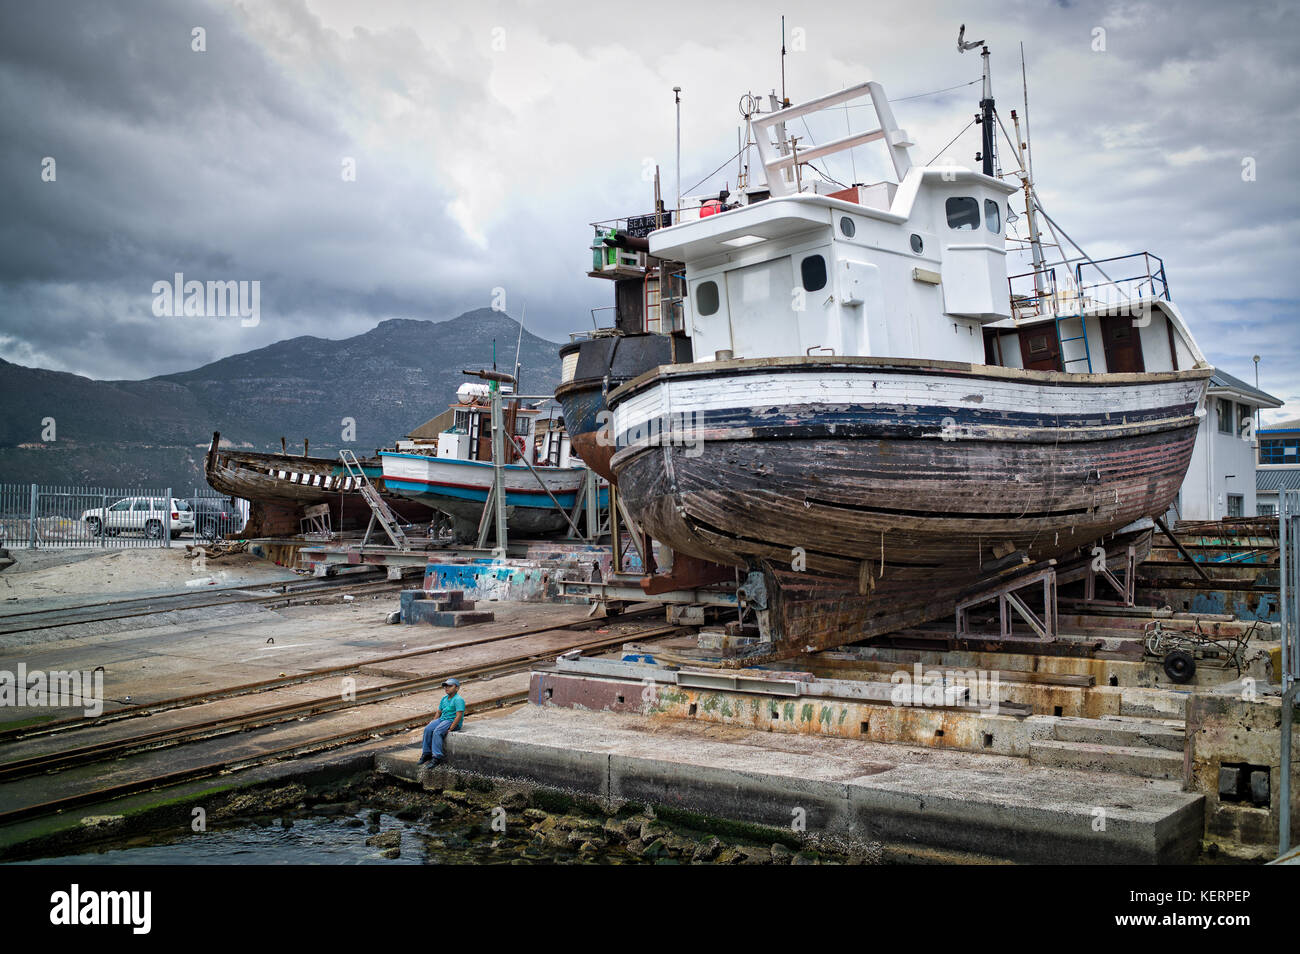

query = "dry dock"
[[1, 543, 1295, 864]]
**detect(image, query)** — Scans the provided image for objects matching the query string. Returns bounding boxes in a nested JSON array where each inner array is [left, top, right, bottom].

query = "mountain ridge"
[[0, 309, 562, 490]]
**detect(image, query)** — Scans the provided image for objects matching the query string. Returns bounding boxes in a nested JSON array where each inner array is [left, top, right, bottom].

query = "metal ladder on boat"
[[1053, 311, 1094, 373], [338, 449, 410, 550]]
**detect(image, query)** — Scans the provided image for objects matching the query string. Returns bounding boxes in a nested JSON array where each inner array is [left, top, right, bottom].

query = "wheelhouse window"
[[984, 199, 1001, 234], [800, 255, 827, 292], [695, 280, 720, 316], [945, 197, 980, 230]]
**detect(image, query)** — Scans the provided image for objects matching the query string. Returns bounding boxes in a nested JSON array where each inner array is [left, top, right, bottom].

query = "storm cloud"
[[0, 0, 1296, 417]]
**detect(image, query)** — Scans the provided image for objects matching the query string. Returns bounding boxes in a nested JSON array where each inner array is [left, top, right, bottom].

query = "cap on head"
[[443, 678, 460, 687]]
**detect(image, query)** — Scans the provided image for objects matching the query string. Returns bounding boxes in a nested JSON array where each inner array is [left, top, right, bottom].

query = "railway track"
[[0, 613, 681, 828], [0, 604, 663, 743], [0, 569, 404, 637]]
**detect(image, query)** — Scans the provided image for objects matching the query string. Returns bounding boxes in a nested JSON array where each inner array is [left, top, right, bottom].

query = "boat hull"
[[380, 451, 602, 537], [556, 333, 691, 483], [608, 356, 1211, 659], [205, 435, 434, 536]]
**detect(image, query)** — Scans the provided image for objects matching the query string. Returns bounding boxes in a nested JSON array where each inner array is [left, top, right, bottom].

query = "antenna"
[[1020, 41, 1034, 184], [673, 86, 682, 213], [780, 16, 787, 105], [513, 302, 526, 393]]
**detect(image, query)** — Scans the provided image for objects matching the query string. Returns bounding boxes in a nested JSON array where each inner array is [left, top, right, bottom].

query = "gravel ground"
[[0, 547, 301, 606]]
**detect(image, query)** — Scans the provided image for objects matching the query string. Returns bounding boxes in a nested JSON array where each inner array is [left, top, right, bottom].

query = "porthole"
[[696, 280, 719, 316], [800, 255, 827, 292], [839, 216, 856, 238], [910, 233, 924, 254]]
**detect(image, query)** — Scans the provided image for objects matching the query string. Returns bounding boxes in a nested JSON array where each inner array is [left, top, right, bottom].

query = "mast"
[[958, 24, 995, 177], [1011, 109, 1047, 294], [979, 45, 995, 176]]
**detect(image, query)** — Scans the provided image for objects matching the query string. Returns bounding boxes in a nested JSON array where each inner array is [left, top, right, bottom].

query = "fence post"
[[164, 487, 172, 548], [100, 493, 107, 548], [28, 484, 37, 550]]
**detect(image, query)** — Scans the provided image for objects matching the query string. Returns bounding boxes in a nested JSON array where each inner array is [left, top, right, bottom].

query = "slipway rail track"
[[0, 611, 680, 829], [0, 570, 401, 637]]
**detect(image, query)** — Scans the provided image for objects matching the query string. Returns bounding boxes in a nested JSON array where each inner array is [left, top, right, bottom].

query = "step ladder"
[[339, 449, 410, 550]]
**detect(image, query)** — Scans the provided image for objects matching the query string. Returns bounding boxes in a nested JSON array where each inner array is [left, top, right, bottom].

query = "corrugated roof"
[[1209, 367, 1283, 407], [1257, 469, 1300, 491], [1261, 417, 1300, 433]]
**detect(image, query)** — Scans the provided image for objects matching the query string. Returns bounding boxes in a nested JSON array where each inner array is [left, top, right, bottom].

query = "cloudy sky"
[[1, 0, 1296, 419]]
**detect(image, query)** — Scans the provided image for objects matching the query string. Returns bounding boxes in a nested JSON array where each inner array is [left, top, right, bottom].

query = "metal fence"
[[1279, 490, 1299, 855], [0, 484, 248, 550]]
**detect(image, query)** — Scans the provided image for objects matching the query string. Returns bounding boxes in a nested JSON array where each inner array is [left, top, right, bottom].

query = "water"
[[26, 814, 424, 866]]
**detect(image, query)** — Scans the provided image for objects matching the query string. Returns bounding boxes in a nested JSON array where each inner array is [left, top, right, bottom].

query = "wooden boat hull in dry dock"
[[556, 332, 690, 483], [608, 356, 1211, 662], [205, 433, 434, 537]]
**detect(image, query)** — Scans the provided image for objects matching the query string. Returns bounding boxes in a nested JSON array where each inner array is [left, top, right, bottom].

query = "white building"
[[1176, 369, 1281, 521], [1256, 418, 1300, 515]]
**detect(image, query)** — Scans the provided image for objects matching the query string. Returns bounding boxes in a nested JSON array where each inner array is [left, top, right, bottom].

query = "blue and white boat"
[[380, 384, 604, 538]]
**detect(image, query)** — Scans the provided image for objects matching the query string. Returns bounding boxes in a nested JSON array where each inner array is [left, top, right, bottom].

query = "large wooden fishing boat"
[[204, 433, 434, 537], [603, 58, 1212, 663]]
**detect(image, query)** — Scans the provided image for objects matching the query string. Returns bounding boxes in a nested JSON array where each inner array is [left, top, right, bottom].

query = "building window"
[[695, 280, 720, 316], [1217, 398, 1235, 434], [800, 255, 828, 292], [1260, 438, 1300, 464], [945, 197, 980, 230], [1258, 503, 1277, 516], [1227, 494, 1244, 518], [984, 199, 1001, 234]]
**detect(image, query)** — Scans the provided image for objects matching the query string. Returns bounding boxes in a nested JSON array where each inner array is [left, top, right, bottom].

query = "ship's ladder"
[[339, 449, 410, 550], [1053, 312, 1094, 373]]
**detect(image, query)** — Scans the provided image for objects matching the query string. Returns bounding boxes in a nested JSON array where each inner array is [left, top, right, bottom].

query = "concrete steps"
[[1030, 739, 1184, 780], [1029, 715, 1186, 780], [1051, 715, 1185, 752]]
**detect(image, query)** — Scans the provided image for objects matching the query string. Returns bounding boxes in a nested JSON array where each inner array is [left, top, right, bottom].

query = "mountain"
[[0, 309, 562, 491]]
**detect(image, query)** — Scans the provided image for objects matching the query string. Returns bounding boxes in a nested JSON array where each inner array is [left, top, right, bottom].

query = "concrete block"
[[1250, 770, 1270, 807], [406, 603, 495, 627], [399, 588, 428, 624], [1218, 765, 1241, 799]]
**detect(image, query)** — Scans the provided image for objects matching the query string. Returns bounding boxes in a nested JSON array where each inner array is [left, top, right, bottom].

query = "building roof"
[[1261, 417, 1300, 434], [1257, 468, 1300, 492], [1209, 368, 1284, 408]]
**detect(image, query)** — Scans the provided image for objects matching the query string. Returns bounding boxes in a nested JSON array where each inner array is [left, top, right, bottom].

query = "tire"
[[86, 517, 102, 537], [1163, 650, 1196, 684], [145, 520, 163, 540], [199, 521, 218, 543]]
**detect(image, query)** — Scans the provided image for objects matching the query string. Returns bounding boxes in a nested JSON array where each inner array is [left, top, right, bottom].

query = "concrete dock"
[[378, 705, 1205, 864]]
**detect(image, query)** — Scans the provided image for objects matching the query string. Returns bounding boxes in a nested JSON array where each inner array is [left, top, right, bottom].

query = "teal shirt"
[[440, 692, 466, 727]]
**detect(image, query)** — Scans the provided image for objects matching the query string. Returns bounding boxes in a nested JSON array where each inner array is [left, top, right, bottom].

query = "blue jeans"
[[421, 718, 457, 759]]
